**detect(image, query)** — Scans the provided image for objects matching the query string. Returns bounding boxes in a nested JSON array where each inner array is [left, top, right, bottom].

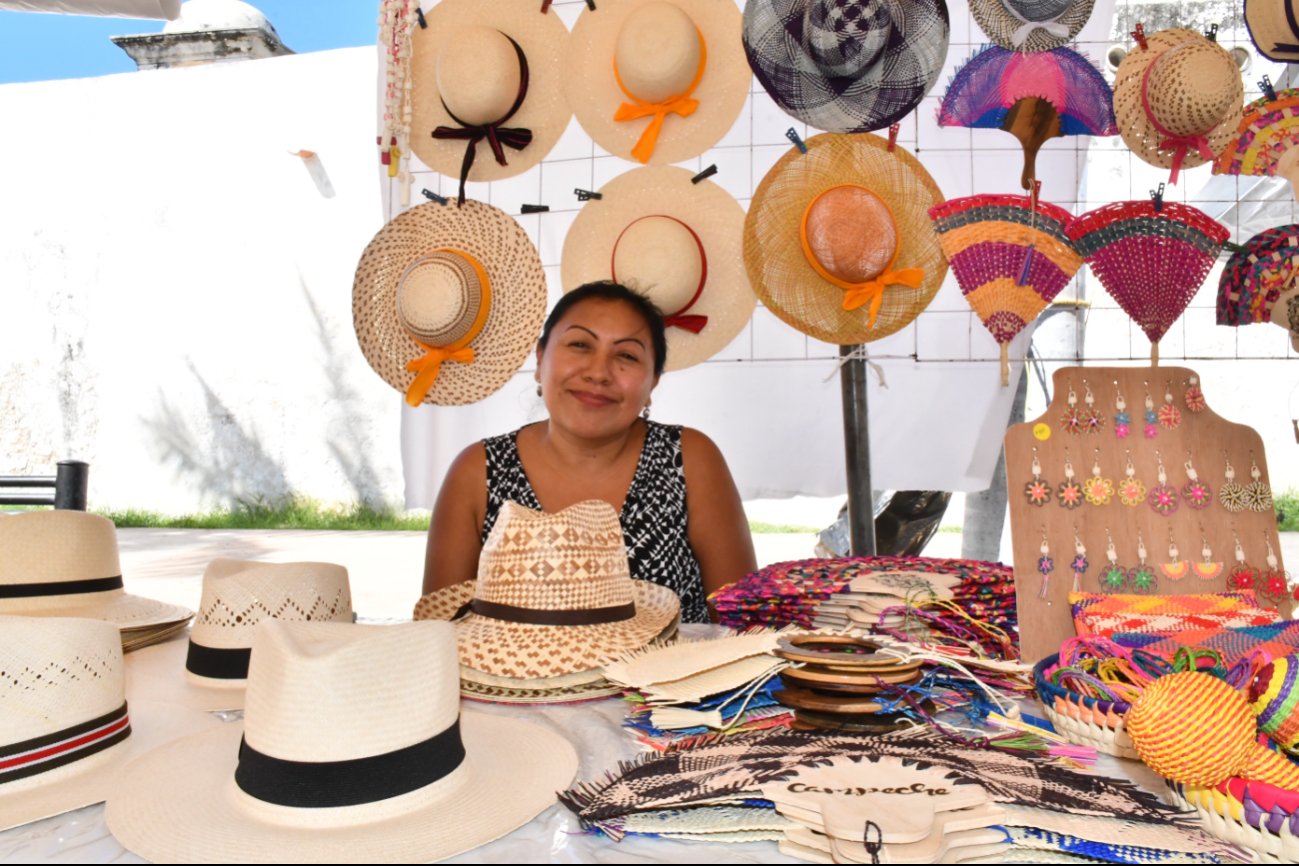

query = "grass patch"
[[938, 525, 963, 533], [747, 521, 820, 534], [96, 496, 429, 532], [1277, 489, 1299, 533]]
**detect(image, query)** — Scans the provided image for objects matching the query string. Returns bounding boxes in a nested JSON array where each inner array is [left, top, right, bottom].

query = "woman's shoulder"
[[655, 424, 728, 476]]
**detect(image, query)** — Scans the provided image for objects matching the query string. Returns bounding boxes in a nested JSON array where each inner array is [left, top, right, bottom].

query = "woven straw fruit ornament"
[[1250, 656, 1299, 753]]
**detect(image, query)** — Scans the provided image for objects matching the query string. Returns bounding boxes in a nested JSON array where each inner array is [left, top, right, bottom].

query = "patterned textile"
[[1004, 826, 1228, 863], [1217, 224, 1299, 327], [1070, 592, 1280, 638], [1113, 621, 1299, 667], [559, 726, 1187, 829], [482, 421, 706, 623]]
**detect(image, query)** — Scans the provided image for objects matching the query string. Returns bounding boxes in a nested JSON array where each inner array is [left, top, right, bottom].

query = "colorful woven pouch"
[[1113, 621, 1299, 667], [1218, 224, 1299, 326], [1070, 591, 1281, 638], [1034, 652, 1137, 758]]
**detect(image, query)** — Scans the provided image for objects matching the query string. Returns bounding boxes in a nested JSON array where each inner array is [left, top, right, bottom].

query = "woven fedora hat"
[[970, 0, 1094, 53], [409, 0, 570, 204], [0, 510, 192, 632], [353, 199, 547, 407], [560, 166, 755, 371], [0, 615, 221, 832], [105, 620, 578, 863], [744, 132, 947, 345], [1245, 0, 1299, 63], [1113, 28, 1244, 184], [125, 559, 353, 712], [564, 0, 749, 165], [744, 0, 950, 133], [413, 499, 680, 680]]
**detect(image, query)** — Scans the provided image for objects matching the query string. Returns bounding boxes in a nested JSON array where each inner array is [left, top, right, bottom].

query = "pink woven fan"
[[1067, 195, 1228, 362]]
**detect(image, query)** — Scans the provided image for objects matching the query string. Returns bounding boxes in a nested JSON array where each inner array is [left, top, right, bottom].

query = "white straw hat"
[[125, 559, 353, 711], [105, 620, 578, 863], [0, 615, 221, 832]]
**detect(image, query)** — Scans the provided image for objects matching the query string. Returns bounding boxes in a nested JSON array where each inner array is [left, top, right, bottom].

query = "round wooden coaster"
[[775, 635, 898, 667], [791, 708, 919, 734], [779, 665, 923, 691], [774, 686, 895, 714], [779, 671, 890, 695]]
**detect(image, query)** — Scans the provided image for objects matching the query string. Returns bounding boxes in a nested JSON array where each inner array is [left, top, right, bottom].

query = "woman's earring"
[[1147, 450, 1180, 516], [1070, 528, 1089, 593], [1182, 452, 1213, 510], [1113, 380, 1131, 439], [1025, 447, 1052, 506], [536, 384, 543, 397], [1100, 528, 1126, 593], [1057, 449, 1083, 509], [1261, 531, 1289, 608], [1082, 379, 1104, 434], [1220, 453, 1248, 513], [1118, 450, 1147, 507], [1230, 529, 1258, 593], [1131, 531, 1157, 593], [1246, 453, 1273, 513], [1082, 448, 1114, 506], [1158, 379, 1182, 430], [1037, 528, 1055, 602], [1143, 381, 1159, 439], [1184, 375, 1206, 412], [1061, 383, 1082, 434], [1161, 529, 1190, 581], [1193, 530, 1223, 581], [641, 403, 651, 421]]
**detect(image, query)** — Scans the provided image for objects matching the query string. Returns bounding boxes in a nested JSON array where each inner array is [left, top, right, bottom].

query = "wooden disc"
[[774, 686, 893, 714], [779, 665, 923, 691], [775, 635, 921, 671], [792, 706, 928, 734]]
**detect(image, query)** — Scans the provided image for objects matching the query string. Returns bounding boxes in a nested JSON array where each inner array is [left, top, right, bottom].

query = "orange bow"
[[405, 343, 476, 407], [612, 28, 707, 164], [838, 268, 926, 327]]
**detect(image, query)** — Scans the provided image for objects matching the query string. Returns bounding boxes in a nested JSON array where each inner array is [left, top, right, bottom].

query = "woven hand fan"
[[930, 194, 1082, 385], [938, 46, 1117, 190], [1218, 224, 1299, 324], [1067, 199, 1229, 362], [1214, 85, 1299, 199]]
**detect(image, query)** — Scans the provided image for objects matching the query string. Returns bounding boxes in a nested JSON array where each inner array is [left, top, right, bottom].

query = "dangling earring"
[[1184, 375, 1206, 413], [1143, 381, 1159, 439], [1082, 379, 1104, 434], [1193, 529, 1223, 581], [1100, 528, 1127, 592], [1245, 453, 1273, 513], [1057, 449, 1083, 509], [641, 402, 652, 421], [1260, 531, 1289, 608], [1147, 450, 1180, 516], [1070, 528, 1089, 593], [536, 384, 543, 397], [1182, 452, 1213, 510], [1024, 447, 1052, 506], [1061, 383, 1083, 434], [1130, 532, 1157, 593], [1082, 448, 1114, 506], [1037, 528, 1054, 602], [1161, 529, 1190, 581], [1158, 379, 1182, 430], [1117, 450, 1146, 507], [1220, 453, 1248, 513], [1230, 529, 1258, 593], [1113, 380, 1131, 439]]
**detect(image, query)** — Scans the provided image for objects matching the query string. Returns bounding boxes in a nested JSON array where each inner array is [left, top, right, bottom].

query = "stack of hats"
[[773, 634, 926, 733], [0, 510, 193, 652], [414, 499, 681, 703]]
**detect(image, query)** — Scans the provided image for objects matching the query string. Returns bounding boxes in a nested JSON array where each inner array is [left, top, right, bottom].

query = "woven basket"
[[1033, 653, 1138, 758], [1172, 780, 1299, 864]]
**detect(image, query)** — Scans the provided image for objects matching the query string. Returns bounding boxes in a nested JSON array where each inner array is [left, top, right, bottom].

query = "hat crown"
[[614, 1, 702, 104], [396, 251, 485, 345], [0, 615, 124, 743], [437, 25, 522, 126], [190, 559, 353, 649], [612, 215, 704, 315], [801, 0, 893, 78], [243, 620, 460, 764], [1146, 38, 1240, 138], [476, 500, 634, 610], [999, 0, 1072, 23], [804, 185, 898, 283], [0, 510, 121, 589]]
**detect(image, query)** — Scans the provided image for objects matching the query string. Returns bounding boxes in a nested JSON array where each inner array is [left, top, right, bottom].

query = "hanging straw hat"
[[564, 0, 748, 165], [744, 0, 949, 133], [929, 194, 1084, 385], [0, 510, 192, 635], [105, 620, 578, 863], [409, 0, 571, 204], [353, 199, 547, 407], [1218, 224, 1299, 352], [1214, 86, 1299, 200], [413, 499, 680, 681], [939, 46, 1116, 190], [0, 615, 221, 832], [1244, 0, 1299, 63], [969, 0, 1095, 53], [560, 165, 755, 371], [125, 559, 353, 712], [743, 132, 946, 345], [1113, 27, 1244, 185]]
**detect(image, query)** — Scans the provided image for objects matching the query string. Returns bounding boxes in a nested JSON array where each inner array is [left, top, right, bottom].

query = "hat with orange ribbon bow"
[[743, 132, 947, 345], [564, 0, 750, 166], [353, 200, 547, 406], [560, 165, 756, 371]]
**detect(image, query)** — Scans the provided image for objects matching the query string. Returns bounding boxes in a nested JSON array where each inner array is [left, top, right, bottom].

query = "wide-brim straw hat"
[[0, 615, 221, 832], [1245, 0, 1299, 63], [0, 510, 193, 634], [409, 0, 570, 199], [564, 0, 749, 165], [969, 0, 1094, 52], [353, 199, 547, 406], [105, 620, 578, 863], [1113, 28, 1244, 183], [560, 165, 755, 371], [125, 558, 354, 711], [743, 132, 947, 345], [744, 0, 950, 133]]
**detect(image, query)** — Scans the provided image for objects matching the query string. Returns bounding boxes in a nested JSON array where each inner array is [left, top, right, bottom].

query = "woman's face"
[[536, 298, 659, 440]]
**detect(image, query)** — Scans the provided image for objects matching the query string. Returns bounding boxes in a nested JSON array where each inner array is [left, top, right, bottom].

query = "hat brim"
[[125, 632, 248, 712], [0, 698, 222, 833], [409, 0, 571, 181], [564, 0, 749, 165], [104, 710, 577, 863], [743, 132, 947, 345], [1244, 0, 1299, 63], [969, 0, 1094, 52], [560, 166, 756, 371], [0, 589, 194, 635], [352, 200, 548, 406]]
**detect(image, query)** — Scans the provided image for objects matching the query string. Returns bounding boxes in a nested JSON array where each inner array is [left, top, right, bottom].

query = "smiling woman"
[[420, 281, 755, 623]]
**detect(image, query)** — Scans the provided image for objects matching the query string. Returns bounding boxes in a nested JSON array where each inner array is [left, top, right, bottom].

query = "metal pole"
[[54, 460, 89, 511], [839, 345, 876, 555]]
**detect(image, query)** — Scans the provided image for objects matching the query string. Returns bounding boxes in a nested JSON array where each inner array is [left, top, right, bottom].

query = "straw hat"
[[1113, 28, 1244, 184], [1214, 88, 1299, 200], [1244, 0, 1299, 63], [564, 0, 749, 165], [409, 0, 571, 203], [353, 199, 547, 406], [560, 166, 755, 371], [0, 510, 192, 632], [744, 0, 950, 133], [969, 0, 1094, 52], [413, 499, 680, 680], [125, 559, 353, 712], [105, 620, 577, 863], [0, 615, 221, 832], [743, 132, 947, 345]]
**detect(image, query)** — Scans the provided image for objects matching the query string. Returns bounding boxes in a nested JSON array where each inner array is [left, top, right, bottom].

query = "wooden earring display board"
[[1006, 366, 1288, 663]]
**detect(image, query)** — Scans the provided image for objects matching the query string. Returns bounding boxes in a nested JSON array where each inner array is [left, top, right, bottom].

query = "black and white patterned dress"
[[481, 420, 707, 623]]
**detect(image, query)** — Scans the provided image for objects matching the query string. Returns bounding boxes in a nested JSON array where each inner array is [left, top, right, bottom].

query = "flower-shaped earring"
[[1219, 454, 1248, 513], [1057, 450, 1083, 510], [1081, 379, 1104, 434], [1024, 447, 1052, 506], [1158, 380, 1182, 430], [1245, 454, 1273, 513], [1230, 529, 1257, 592], [1113, 381, 1131, 439], [1082, 449, 1114, 506], [1182, 453, 1213, 510], [1147, 450, 1180, 516], [1143, 381, 1159, 439], [1193, 531, 1223, 581], [1130, 532, 1157, 593], [1100, 529, 1127, 592], [1070, 528, 1089, 593], [1161, 530, 1189, 580], [1038, 528, 1054, 602], [1117, 451, 1146, 507], [1260, 531, 1289, 609], [1061, 383, 1083, 434], [1184, 375, 1206, 413]]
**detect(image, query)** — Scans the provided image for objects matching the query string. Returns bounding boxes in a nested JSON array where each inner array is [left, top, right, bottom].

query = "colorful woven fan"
[[1218, 225, 1299, 327], [938, 46, 1117, 190], [1068, 199, 1229, 362], [1214, 84, 1299, 195], [929, 194, 1082, 385]]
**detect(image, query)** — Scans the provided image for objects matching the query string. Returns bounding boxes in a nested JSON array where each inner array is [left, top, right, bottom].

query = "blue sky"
[[0, 1, 377, 84]]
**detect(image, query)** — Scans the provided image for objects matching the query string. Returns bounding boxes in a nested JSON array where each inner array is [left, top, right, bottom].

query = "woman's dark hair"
[[538, 281, 668, 376]]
